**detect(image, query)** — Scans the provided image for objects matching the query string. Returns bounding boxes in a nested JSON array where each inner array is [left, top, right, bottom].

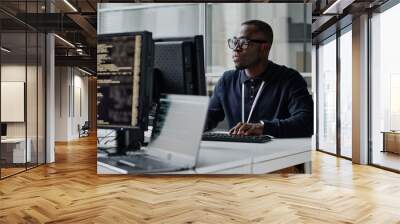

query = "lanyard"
[[242, 81, 265, 123]]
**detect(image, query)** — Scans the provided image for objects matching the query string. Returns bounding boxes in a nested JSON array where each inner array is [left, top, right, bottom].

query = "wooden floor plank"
[[0, 135, 400, 223]]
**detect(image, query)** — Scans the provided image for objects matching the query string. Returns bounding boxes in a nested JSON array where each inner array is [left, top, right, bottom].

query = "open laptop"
[[98, 94, 209, 174]]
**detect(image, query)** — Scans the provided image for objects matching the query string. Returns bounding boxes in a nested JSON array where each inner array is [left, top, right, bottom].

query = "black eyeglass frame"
[[227, 37, 268, 50]]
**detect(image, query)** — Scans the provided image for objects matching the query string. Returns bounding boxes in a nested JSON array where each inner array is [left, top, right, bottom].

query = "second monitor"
[[154, 35, 206, 96]]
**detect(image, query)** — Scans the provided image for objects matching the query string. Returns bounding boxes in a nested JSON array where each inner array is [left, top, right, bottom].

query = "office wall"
[[55, 66, 69, 141], [1, 82, 25, 122], [72, 73, 89, 138], [54, 67, 89, 141]]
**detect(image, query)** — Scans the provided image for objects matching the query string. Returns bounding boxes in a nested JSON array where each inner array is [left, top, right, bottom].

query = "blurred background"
[[97, 3, 312, 96]]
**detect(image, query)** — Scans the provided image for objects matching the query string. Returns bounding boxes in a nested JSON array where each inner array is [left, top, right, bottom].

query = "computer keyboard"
[[202, 132, 272, 143]]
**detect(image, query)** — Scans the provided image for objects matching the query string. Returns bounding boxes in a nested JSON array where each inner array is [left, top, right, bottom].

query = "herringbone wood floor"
[[1, 136, 400, 224]]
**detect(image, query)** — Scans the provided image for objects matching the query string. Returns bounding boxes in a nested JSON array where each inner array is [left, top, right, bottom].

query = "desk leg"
[[303, 162, 312, 174]]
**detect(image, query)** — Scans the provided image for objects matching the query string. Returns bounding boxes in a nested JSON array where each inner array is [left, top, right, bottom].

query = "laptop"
[[98, 94, 209, 174]]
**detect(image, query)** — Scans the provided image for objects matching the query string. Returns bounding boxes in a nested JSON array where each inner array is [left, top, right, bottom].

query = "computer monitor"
[[97, 31, 154, 130], [97, 31, 154, 150], [153, 35, 206, 96], [1, 123, 6, 137]]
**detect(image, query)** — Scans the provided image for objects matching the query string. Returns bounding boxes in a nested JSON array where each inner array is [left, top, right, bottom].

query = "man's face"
[[232, 25, 269, 70]]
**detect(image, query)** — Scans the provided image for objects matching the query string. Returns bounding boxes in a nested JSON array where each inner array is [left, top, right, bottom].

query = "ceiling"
[[0, 0, 99, 73], [311, 0, 390, 43]]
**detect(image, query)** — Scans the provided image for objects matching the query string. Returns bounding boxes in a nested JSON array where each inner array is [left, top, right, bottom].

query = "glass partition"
[[371, 3, 400, 171], [1, 31, 28, 177], [0, 1, 46, 179], [317, 35, 337, 155], [339, 27, 352, 158]]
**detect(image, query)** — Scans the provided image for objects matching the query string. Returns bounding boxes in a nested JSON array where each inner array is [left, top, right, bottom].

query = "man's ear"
[[261, 43, 270, 54], [264, 43, 271, 51]]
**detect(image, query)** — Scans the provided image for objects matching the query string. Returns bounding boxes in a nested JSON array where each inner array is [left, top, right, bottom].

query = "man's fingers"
[[231, 122, 244, 135], [244, 123, 263, 136], [237, 123, 251, 135], [229, 122, 243, 135], [230, 123, 263, 136], [232, 124, 244, 135]]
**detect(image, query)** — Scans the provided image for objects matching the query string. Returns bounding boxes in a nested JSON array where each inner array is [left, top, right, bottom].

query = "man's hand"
[[229, 122, 264, 136]]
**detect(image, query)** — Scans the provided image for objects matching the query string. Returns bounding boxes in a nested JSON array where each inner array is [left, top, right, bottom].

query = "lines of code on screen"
[[97, 35, 142, 127]]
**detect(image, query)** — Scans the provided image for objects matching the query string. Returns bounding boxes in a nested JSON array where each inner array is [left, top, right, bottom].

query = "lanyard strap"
[[242, 81, 265, 123]]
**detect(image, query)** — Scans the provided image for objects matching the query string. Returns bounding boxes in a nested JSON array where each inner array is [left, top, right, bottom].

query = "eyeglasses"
[[227, 37, 268, 50]]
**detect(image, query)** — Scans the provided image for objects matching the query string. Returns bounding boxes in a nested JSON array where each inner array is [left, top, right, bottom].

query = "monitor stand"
[[115, 128, 144, 154]]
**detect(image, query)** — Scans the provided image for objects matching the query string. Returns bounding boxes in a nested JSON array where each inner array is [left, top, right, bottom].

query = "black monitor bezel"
[[154, 35, 206, 96]]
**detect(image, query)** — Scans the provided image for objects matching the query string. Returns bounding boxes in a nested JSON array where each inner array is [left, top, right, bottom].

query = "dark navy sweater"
[[205, 60, 313, 138]]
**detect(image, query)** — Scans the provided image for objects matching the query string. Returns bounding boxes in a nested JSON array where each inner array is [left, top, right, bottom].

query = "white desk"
[[97, 138, 311, 174], [1, 138, 32, 163]]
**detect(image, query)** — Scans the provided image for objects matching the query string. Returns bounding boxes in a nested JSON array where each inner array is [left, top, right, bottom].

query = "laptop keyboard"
[[202, 132, 271, 143]]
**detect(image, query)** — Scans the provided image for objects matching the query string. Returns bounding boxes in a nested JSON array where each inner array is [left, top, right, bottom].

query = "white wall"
[[55, 66, 69, 141], [54, 67, 89, 141], [71, 73, 89, 138], [1, 64, 26, 81]]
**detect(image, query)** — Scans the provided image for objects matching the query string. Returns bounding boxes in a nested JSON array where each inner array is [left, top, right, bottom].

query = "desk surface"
[[187, 137, 311, 174], [98, 138, 311, 174]]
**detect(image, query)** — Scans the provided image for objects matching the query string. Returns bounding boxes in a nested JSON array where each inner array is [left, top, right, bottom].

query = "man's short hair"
[[241, 20, 273, 45]]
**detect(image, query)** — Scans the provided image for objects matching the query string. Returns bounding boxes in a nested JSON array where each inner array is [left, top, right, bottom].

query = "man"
[[205, 20, 313, 138]]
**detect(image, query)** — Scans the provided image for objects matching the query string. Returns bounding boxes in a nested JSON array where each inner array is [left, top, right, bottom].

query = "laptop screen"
[[148, 95, 209, 167]]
